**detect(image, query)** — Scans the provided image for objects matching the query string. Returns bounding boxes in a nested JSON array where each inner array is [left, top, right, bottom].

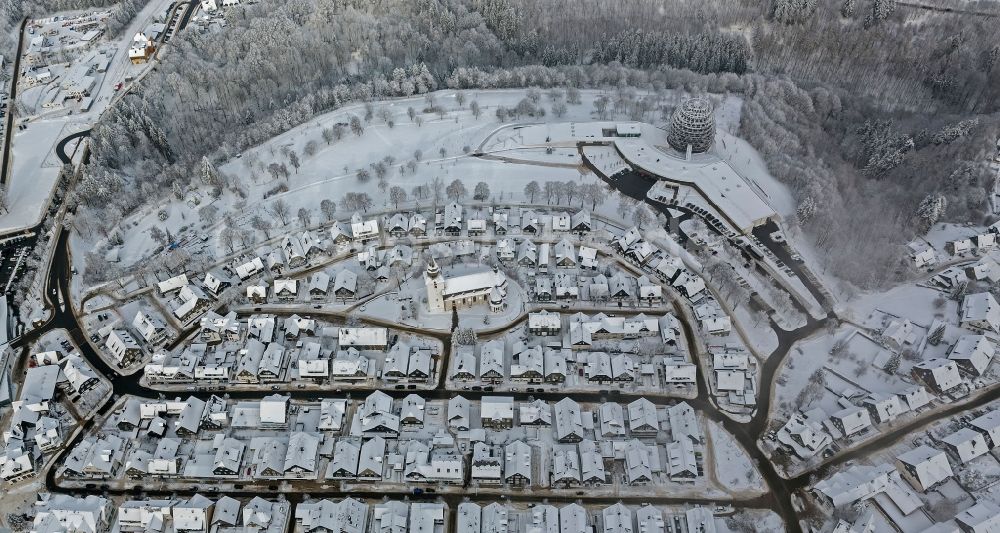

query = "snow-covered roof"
[[813, 463, 895, 508], [481, 396, 514, 422], [956, 501, 1000, 533], [948, 334, 995, 376], [667, 402, 701, 443], [961, 292, 1000, 332], [627, 398, 659, 433], [896, 445, 953, 491], [503, 440, 532, 482], [941, 428, 988, 464], [554, 398, 584, 442], [157, 274, 188, 294], [338, 327, 388, 348], [913, 358, 964, 392]]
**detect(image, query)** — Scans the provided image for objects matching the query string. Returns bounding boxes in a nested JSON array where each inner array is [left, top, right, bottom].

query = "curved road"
[[56, 129, 92, 165], [0, 17, 29, 187]]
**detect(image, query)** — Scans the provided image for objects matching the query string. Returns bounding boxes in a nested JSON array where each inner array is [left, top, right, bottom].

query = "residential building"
[[896, 445, 954, 492]]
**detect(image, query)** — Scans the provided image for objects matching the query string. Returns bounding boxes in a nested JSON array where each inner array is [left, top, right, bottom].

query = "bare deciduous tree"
[[389, 186, 407, 208], [320, 199, 337, 221], [269, 198, 291, 225]]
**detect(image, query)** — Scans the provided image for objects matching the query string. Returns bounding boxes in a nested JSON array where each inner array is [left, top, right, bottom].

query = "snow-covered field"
[[76, 87, 785, 284], [2, 119, 74, 232], [847, 283, 954, 328], [707, 420, 766, 495]]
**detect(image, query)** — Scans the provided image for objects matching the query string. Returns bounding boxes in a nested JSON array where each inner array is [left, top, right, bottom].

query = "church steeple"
[[424, 257, 446, 312], [426, 256, 440, 278]]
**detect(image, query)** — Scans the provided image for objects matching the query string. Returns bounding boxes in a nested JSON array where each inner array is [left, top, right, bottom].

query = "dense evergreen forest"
[[68, 0, 1000, 288]]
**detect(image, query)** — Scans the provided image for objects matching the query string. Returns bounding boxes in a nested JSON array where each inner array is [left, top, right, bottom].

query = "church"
[[424, 257, 508, 313]]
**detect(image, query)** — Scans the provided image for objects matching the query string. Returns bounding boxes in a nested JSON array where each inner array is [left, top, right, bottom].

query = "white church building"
[[424, 258, 507, 313]]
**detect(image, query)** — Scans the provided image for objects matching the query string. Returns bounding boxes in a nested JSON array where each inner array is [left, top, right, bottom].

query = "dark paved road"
[[0, 17, 28, 187]]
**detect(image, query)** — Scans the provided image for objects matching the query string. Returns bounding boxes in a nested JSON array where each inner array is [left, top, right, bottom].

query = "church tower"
[[424, 257, 446, 312]]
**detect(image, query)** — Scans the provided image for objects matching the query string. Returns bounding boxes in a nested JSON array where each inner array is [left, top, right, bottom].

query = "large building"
[[424, 258, 507, 313], [667, 97, 715, 154]]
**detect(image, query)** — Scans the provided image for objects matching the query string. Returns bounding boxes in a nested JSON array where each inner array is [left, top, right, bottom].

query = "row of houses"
[[29, 492, 290, 533], [492, 237, 599, 271], [609, 228, 706, 302], [777, 385, 935, 460], [145, 209, 600, 332], [320, 434, 680, 488], [525, 270, 669, 304], [117, 494, 288, 533], [145, 214, 388, 323], [929, 256, 1000, 292], [388, 204, 594, 239], [912, 333, 997, 397], [68, 393, 702, 487], [945, 232, 997, 257], [449, 395, 702, 452], [777, 314, 1000, 461], [247, 269, 365, 304], [297, 499, 444, 533], [909, 221, 1000, 270], [450, 345, 686, 390], [457, 502, 721, 533], [145, 319, 429, 385]]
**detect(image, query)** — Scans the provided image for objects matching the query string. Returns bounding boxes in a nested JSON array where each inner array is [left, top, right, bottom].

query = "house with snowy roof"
[[503, 440, 533, 486], [627, 398, 659, 436], [132, 311, 167, 345], [520, 399, 552, 426], [667, 402, 701, 443], [969, 409, 1000, 448], [896, 445, 953, 492], [956, 501, 1000, 533], [777, 411, 831, 459], [624, 439, 659, 485], [829, 406, 872, 439], [554, 398, 585, 443], [470, 442, 502, 485], [106, 329, 142, 366], [862, 393, 908, 425], [948, 334, 995, 376], [947, 237, 974, 256], [942, 427, 988, 465], [813, 463, 896, 508], [913, 358, 964, 394], [597, 402, 626, 439], [666, 439, 698, 481], [350, 213, 380, 242], [961, 292, 1000, 334], [481, 396, 514, 429], [906, 241, 936, 268]]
